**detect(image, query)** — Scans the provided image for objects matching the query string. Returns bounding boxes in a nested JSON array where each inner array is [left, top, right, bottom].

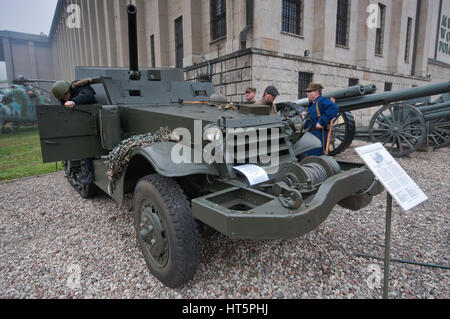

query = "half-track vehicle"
[[36, 4, 384, 288]]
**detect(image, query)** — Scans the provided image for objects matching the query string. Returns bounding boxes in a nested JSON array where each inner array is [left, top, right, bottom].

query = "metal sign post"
[[383, 193, 392, 299], [355, 143, 429, 299]]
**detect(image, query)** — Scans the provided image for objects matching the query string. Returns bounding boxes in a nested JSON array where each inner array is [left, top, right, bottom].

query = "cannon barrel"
[[416, 101, 450, 114], [127, 4, 140, 80], [422, 102, 450, 121], [291, 84, 371, 106], [363, 84, 377, 95], [322, 85, 366, 100], [336, 81, 450, 112]]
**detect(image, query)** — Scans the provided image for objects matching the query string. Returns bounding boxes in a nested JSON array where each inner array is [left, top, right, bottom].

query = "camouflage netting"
[[105, 127, 173, 193]]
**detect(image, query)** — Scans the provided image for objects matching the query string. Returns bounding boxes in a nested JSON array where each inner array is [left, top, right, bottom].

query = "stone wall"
[[185, 51, 253, 103], [184, 48, 443, 128]]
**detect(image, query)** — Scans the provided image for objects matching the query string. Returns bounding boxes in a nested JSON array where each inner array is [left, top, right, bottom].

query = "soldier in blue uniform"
[[52, 79, 98, 184], [303, 83, 339, 156]]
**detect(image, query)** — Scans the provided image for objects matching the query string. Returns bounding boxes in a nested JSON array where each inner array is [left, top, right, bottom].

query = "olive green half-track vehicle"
[[36, 5, 383, 288]]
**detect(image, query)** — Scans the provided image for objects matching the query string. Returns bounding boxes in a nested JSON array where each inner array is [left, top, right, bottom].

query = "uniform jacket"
[[305, 96, 339, 130]]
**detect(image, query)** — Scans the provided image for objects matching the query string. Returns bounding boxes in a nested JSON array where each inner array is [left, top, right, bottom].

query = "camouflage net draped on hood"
[[105, 127, 173, 193]]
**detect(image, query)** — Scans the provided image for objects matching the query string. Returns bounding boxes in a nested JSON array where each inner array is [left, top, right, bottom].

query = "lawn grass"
[[0, 125, 63, 181]]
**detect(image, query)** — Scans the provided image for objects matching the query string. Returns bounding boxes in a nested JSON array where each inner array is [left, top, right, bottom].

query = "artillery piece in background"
[[35, 4, 384, 288], [289, 82, 450, 157]]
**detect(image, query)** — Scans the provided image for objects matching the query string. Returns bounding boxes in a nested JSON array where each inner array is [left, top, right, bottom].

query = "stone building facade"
[[10, 0, 448, 125], [0, 31, 54, 90]]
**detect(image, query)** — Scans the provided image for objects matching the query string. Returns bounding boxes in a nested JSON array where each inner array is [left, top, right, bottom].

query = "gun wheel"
[[425, 116, 450, 149], [328, 111, 355, 156], [133, 174, 200, 288], [369, 103, 426, 157]]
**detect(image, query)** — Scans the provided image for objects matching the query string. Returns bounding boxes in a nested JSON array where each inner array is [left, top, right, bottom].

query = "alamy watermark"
[[66, 4, 81, 29], [366, 4, 381, 29], [67, 4, 382, 30], [366, 264, 381, 289], [66, 263, 82, 289]]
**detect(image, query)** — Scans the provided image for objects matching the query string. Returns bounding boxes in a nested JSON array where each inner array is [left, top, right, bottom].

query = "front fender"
[[132, 142, 220, 177]]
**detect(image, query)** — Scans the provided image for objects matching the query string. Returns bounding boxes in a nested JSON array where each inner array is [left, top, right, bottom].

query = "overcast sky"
[[0, 0, 58, 35]]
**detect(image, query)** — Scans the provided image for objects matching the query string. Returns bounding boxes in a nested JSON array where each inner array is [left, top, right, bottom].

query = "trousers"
[[306, 129, 327, 156]]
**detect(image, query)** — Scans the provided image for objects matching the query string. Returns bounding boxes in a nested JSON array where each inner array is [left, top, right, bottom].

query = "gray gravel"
[[0, 143, 448, 299]]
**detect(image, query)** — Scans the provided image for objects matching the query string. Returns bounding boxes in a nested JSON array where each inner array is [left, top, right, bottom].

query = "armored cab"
[[36, 5, 384, 288]]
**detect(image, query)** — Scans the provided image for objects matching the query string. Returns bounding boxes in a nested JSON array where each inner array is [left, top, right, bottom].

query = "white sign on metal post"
[[233, 164, 269, 186], [355, 143, 428, 211]]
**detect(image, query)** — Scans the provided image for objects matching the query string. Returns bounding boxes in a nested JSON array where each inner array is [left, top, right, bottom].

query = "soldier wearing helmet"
[[52, 78, 97, 109], [52, 78, 98, 184]]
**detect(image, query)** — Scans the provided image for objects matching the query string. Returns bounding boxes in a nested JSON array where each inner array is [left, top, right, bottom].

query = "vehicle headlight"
[[204, 125, 222, 142]]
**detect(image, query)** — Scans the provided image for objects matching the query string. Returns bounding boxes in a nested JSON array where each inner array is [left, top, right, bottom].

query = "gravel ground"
[[0, 143, 448, 299]]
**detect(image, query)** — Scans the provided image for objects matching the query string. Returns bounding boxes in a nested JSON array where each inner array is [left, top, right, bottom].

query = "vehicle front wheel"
[[133, 174, 200, 288]]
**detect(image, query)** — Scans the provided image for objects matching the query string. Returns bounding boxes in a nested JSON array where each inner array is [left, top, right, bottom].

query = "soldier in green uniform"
[[52, 79, 98, 184]]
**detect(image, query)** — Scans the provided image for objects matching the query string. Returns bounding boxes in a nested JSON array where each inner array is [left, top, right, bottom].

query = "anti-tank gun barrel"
[[323, 84, 366, 100], [420, 101, 450, 121], [416, 101, 450, 114], [336, 81, 450, 112], [289, 84, 372, 107]]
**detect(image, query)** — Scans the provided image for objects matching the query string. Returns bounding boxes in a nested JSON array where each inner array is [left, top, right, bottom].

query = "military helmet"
[[52, 81, 71, 100]]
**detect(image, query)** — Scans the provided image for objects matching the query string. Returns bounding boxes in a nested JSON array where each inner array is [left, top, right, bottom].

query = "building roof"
[[48, 0, 66, 42], [0, 30, 49, 43]]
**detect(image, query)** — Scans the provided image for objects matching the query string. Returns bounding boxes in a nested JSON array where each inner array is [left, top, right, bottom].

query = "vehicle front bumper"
[[191, 167, 383, 240]]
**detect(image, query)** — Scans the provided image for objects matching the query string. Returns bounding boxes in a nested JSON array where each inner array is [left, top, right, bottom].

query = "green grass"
[[0, 126, 63, 181]]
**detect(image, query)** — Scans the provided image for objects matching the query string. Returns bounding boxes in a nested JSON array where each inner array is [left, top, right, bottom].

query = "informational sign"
[[233, 164, 269, 186], [355, 143, 428, 211], [435, 1, 450, 64]]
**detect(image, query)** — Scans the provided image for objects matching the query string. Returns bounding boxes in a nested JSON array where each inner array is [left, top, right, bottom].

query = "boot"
[[79, 158, 95, 184], [80, 171, 95, 185], [76, 159, 89, 180]]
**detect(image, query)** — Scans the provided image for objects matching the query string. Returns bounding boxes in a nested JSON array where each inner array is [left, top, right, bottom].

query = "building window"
[[210, 0, 226, 41], [175, 17, 184, 68], [150, 35, 155, 68], [384, 82, 392, 92], [336, 0, 350, 47], [375, 3, 386, 56], [282, 0, 303, 36], [404, 17, 412, 63], [298, 72, 314, 99], [349, 78, 359, 87]]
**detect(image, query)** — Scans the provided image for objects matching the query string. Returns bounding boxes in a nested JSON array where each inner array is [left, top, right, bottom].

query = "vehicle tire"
[[133, 174, 200, 288], [328, 111, 356, 156]]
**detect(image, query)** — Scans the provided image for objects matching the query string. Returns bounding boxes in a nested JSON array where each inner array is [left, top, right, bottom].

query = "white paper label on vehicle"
[[355, 143, 428, 211], [233, 164, 269, 186]]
